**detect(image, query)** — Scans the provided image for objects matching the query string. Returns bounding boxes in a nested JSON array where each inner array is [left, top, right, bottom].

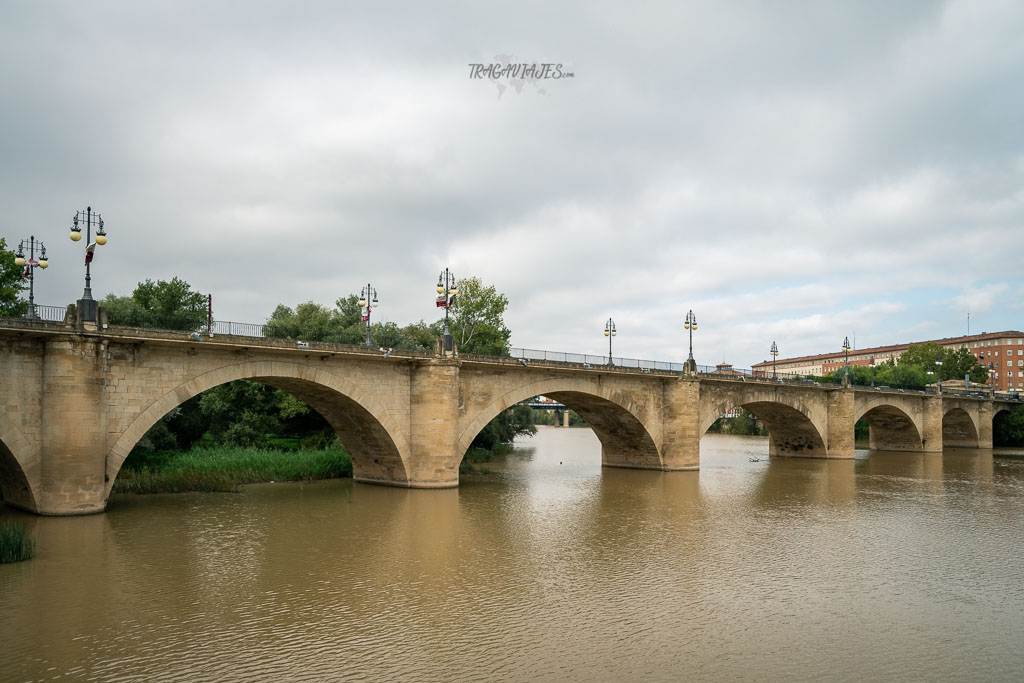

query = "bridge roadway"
[[0, 318, 1019, 515]]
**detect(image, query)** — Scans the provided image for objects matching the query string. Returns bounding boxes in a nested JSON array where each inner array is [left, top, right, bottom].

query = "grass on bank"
[[0, 521, 35, 563], [459, 444, 514, 475], [112, 445, 353, 494]]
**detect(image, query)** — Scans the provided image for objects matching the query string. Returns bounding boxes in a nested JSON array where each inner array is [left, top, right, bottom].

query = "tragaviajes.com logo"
[[469, 54, 574, 97]]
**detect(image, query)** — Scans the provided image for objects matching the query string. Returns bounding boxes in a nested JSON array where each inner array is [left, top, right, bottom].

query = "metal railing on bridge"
[[508, 347, 686, 371], [7, 306, 1020, 402]]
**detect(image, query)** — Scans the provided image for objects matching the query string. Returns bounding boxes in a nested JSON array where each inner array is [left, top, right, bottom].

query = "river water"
[[3, 428, 1024, 682]]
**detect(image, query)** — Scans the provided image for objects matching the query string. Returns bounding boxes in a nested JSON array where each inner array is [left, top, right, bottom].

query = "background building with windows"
[[752, 331, 1024, 392]]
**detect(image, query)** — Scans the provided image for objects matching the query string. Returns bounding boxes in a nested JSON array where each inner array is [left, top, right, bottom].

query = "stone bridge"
[[0, 320, 1017, 515]]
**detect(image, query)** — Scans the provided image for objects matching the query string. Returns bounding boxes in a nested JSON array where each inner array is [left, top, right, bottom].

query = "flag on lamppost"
[[85, 242, 97, 264]]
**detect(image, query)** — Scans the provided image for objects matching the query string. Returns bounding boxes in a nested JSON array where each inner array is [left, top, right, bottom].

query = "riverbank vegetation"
[[706, 409, 766, 436], [0, 520, 35, 563], [995, 405, 1024, 447], [114, 445, 352, 494]]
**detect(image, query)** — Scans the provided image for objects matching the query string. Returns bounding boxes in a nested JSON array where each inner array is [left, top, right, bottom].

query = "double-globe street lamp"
[[770, 341, 779, 379], [842, 336, 851, 383], [14, 237, 49, 318], [436, 268, 458, 352], [358, 284, 379, 346], [604, 318, 616, 365], [935, 359, 943, 394], [684, 310, 697, 371], [69, 207, 107, 321]]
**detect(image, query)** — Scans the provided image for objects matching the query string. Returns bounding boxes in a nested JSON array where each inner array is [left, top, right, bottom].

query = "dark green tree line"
[[823, 341, 988, 389], [0, 237, 28, 317], [994, 405, 1024, 446]]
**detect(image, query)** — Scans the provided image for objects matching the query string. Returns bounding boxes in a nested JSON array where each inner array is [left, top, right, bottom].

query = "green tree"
[[898, 342, 944, 372], [731, 408, 765, 436], [446, 276, 511, 355], [372, 321, 403, 348], [470, 404, 536, 450], [103, 277, 207, 331], [897, 342, 987, 384], [399, 320, 443, 351], [994, 405, 1024, 446], [942, 346, 989, 384], [264, 295, 370, 344], [265, 301, 345, 342], [0, 238, 28, 317], [199, 380, 282, 448]]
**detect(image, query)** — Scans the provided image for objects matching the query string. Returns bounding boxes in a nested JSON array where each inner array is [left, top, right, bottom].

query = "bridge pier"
[[825, 388, 855, 459], [921, 396, 944, 452], [38, 339, 108, 515], [659, 378, 700, 470], [978, 401, 994, 449], [404, 360, 461, 488]]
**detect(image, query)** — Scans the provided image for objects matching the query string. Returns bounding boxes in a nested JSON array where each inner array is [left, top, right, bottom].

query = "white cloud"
[[1, 0, 1022, 369], [952, 283, 1011, 316]]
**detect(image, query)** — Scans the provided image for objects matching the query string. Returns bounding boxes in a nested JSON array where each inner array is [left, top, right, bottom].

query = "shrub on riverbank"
[[459, 444, 514, 474], [113, 446, 353, 494], [0, 521, 35, 563]]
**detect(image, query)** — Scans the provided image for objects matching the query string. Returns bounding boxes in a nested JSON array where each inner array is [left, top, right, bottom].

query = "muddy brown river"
[[3, 428, 1024, 681]]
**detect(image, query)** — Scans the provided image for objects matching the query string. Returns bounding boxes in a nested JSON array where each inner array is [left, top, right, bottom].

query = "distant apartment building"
[[751, 330, 1024, 392]]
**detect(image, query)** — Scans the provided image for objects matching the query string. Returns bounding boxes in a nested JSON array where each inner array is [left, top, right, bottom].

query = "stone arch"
[[105, 360, 409, 498], [460, 378, 663, 470], [854, 401, 924, 452], [699, 390, 827, 458], [943, 407, 980, 448], [0, 415, 38, 512]]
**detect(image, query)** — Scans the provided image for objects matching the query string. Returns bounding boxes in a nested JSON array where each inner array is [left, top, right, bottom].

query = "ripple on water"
[[3, 432, 1024, 681]]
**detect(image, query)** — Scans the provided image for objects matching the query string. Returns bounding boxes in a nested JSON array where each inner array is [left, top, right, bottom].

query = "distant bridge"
[[1, 313, 1019, 515]]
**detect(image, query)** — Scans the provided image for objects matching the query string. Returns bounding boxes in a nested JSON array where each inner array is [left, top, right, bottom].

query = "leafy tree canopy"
[[102, 277, 207, 330], [447, 276, 511, 355], [264, 297, 367, 344], [0, 237, 28, 318], [828, 342, 990, 389], [900, 341, 988, 383]]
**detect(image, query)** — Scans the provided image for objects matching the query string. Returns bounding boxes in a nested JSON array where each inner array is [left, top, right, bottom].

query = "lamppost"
[[14, 236, 49, 318], [684, 310, 697, 371], [935, 359, 943, 394], [604, 318, 616, 365], [770, 341, 779, 379], [358, 283, 379, 346], [870, 355, 875, 387], [69, 207, 107, 321], [436, 268, 458, 353], [842, 336, 851, 384]]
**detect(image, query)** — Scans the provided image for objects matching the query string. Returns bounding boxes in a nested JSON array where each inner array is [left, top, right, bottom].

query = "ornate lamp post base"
[[77, 298, 98, 323]]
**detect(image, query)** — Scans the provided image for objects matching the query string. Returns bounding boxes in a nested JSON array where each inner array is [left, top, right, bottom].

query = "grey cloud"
[[1, 0, 1022, 370]]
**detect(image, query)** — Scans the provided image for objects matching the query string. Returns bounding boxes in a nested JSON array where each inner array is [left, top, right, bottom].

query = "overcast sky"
[[2, 0, 1022, 368]]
